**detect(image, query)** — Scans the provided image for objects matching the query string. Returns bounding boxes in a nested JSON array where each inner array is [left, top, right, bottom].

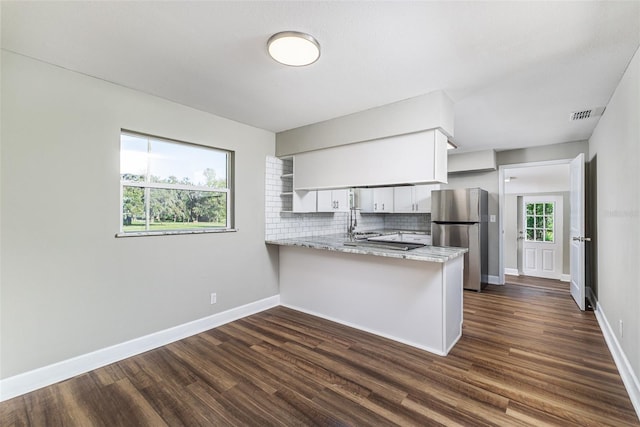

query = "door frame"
[[498, 159, 574, 285]]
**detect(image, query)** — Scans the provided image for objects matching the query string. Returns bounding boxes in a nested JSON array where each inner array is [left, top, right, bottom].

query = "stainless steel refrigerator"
[[431, 188, 488, 291]]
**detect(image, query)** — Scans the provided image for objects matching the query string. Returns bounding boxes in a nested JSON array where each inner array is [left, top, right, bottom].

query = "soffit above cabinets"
[[276, 91, 454, 157], [293, 130, 448, 190], [448, 150, 497, 174]]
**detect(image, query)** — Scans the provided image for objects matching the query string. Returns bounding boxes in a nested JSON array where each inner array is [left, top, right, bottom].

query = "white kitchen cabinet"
[[358, 187, 394, 213], [415, 184, 439, 212], [394, 184, 440, 213], [293, 190, 317, 213], [393, 186, 414, 213], [358, 189, 374, 212], [317, 189, 349, 212]]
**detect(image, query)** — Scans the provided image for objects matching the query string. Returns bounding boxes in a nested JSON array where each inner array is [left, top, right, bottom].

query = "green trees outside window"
[[120, 132, 232, 233], [525, 202, 554, 242]]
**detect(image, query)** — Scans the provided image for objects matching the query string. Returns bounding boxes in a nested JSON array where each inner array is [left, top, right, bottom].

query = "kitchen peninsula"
[[265, 93, 464, 355], [267, 233, 467, 356]]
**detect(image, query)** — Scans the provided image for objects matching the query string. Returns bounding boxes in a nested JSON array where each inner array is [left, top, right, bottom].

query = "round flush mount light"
[[267, 31, 320, 67]]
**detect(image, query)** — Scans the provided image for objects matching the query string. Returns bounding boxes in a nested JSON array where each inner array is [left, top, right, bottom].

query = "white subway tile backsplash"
[[265, 155, 431, 240]]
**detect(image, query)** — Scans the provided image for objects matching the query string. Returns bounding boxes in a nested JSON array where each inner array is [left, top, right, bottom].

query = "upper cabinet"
[[272, 155, 440, 215], [279, 157, 315, 213], [414, 185, 438, 212], [393, 186, 414, 213], [293, 129, 448, 190], [293, 190, 317, 213], [359, 187, 394, 213], [317, 189, 349, 212], [394, 184, 440, 213]]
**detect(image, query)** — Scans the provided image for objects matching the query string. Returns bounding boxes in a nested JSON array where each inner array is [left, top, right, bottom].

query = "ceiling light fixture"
[[267, 31, 320, 67], [447, 140, 458, 150]]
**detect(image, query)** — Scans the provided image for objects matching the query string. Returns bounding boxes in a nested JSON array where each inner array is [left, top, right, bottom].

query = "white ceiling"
[[2, 1, 639, 153], [504, 164, 570, 194]]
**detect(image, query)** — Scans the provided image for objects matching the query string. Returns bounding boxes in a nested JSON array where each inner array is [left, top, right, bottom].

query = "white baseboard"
[[488, 275, 502, 285], [594, 301, 640, 420], [280, 303, 447, 356], [500, 272, 571, 285], [504, 268, 519, 276], [586, 286, 596, 309], [0, 295, 280, 402]]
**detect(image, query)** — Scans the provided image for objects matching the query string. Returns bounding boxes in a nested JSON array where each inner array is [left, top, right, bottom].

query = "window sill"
[[115, 228, 238, 238]]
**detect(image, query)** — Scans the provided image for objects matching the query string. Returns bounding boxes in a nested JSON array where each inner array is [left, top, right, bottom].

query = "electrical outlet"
[[619, 320, 623, 337], [210, 293, 217, 304]]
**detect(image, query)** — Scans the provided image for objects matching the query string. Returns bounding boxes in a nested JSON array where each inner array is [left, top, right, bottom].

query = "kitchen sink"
[[368, 233, 431, 245], [343, 240, 425, 251], [350, 231, 383, 240]]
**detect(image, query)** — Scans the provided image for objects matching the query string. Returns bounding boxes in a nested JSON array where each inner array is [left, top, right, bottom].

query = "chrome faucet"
[[347, 205, 358, 240]]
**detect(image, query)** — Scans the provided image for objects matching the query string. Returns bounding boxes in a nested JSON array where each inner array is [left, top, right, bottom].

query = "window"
[[525, 202, 554, 242], [119, 131, 233, 235]]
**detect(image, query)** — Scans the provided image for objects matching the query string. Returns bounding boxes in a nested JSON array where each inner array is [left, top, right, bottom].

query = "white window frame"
[[117, 131, 235, 237]]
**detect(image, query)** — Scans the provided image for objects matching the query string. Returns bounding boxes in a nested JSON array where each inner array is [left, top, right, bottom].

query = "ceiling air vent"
[[569, 106, 605, 121]]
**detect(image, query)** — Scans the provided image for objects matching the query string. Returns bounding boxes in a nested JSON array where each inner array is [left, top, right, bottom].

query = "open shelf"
[[280, 157, 294, 212]]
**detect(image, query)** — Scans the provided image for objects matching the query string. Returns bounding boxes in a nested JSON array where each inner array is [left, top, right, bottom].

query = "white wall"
[[276, 91, 454, 156], [0, 51, 279, 379], [588, 46, 639, 398]]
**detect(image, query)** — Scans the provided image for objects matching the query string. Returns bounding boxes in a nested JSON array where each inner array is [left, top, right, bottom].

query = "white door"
[[569, 153, 586, 310], [521, 195, 563, 279]]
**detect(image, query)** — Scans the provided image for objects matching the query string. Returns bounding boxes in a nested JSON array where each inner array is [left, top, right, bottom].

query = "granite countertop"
[[266, 233, 467, 263]]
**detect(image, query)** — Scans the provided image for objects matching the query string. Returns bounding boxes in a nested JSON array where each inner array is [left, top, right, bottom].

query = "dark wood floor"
[[2, 283, 638, 426], [505, 274, 570, 293]]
